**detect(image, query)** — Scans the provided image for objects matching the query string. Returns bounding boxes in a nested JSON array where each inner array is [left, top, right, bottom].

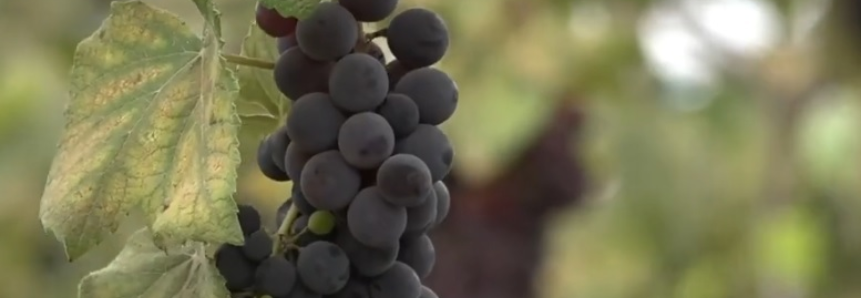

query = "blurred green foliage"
[[1, 0, 858, 297]]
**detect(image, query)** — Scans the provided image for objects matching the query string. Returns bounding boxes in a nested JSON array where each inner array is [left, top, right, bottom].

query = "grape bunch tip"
[[217, 0, 458, 297]]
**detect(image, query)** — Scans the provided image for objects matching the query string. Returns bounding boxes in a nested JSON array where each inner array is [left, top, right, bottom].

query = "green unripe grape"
[[308, 210, 336, 235]]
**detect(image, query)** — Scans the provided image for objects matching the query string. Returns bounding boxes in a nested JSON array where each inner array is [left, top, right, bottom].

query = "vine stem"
[[365, 28, 387, 41], [222, 53, 275, 70], [273, 204, 299, 255]]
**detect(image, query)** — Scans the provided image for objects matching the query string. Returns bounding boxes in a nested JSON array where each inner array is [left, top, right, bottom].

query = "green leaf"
[[236, 20, 288, 123], [78, 229, 231, 298], [261, 0, 323, 20], [240, 115, 282, 141], [237, 100, 277, 118], [39, 0, 243, 261], [191, 0, 224, 41]]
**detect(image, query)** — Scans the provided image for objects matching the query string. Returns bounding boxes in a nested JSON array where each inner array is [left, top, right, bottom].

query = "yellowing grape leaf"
[[78, 229, 231, 298], [39, 0, 243, 261], [261, 0, 322, 20]]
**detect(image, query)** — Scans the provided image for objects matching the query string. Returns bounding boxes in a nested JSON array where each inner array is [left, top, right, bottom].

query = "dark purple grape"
[[215, 244, 255, 291], [336, 226, 399, 277], [376, 93, 419, 138], [286, 93, 345, 154], [329, 53, 389, 113], [258, 137, 290, 182], [237, 204, 261, 236], [255, 256, 298, 296], [292, 183, 317, 215], [241, 230, 273, 262], [297, 241, 351, 294], [393, 125, 454, 182], [405, 191, 437, 233], [288, 282, 322, 298], [337, 112, 395, 169], [277, 34, 298, 53], [376, 154, 433, 207], [300, 151, 362, 211], [386, 8, 449, 68], [296, 2, 358, 61], [338, 0, 398, 22], [432, 181, 450, 225], [274, 48, 332, 101], [329, 279, 372, 298], [347, 187, 407, 248], [285, 142, 313, 183], [367, 262, 421, 298], [397, 234, 435, 279], [276, 198, 291, 227], [394, 67, 458, 125], [386, 60, 411, 90], [269, 125, 291, 173], [256, 4, 298, 37], [420, 286, 439, 298]]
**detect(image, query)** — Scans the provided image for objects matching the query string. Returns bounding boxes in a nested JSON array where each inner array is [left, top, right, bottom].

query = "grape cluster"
[[215, 1, 456, 297]]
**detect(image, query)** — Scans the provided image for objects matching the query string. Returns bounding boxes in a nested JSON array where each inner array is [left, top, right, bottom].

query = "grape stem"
[[273, 203, 299, 255], [221, 53, 275, 70], [366, 28, 388, 41], [290, 228, 309, 242]]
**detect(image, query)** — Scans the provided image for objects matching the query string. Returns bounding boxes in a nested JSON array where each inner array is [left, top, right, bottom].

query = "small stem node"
[[290, 228, 309, 242], [273, 204, 299, 255]]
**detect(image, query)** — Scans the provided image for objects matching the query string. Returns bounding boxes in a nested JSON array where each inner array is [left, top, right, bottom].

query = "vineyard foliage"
[[36, 0, 314, 296], [23, 0, 861, 298]]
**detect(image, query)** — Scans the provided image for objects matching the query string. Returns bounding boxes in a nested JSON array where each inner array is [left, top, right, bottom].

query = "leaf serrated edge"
[[192, 0, 225, 43], [41, 0, 204, 262], [77, 229, 229, 298], [146, 0, 244, 247]]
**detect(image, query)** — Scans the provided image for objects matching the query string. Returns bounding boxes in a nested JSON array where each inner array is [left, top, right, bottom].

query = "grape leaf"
[[39, 0, 243, 261], [237, 99, 274, 116], [236, 20, 288, 129], [261, 0, 322, 20], [78, 229, 231, 298], [240, 115, 282, 141]]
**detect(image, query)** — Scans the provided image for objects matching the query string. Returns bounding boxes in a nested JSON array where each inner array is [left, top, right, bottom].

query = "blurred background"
[[1, 0, 859, 297]]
